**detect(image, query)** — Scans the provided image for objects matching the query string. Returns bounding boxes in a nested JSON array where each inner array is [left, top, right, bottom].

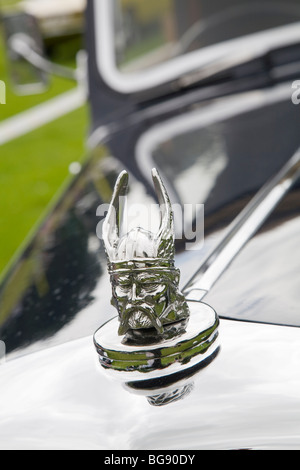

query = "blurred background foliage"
[[121, 0, 172, 21], [0, 0, 88, 278]]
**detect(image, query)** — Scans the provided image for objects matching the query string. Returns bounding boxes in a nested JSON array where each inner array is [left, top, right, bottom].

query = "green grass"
[[0, 23, 88, 277], [0, 21, 79, 118], [1, 0, 20, 7]]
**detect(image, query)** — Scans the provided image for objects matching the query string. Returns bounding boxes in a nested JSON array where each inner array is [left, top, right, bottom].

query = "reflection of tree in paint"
[[0, 208, 102, 354], [0, 149, 124, 356]]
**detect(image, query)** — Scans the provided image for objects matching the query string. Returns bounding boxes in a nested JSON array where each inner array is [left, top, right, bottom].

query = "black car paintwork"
[[0, 86, 299, 357], [1, 1, 300, 358]]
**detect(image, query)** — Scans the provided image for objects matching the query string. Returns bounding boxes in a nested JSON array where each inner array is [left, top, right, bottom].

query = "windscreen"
[[113, 0, 300, 73]]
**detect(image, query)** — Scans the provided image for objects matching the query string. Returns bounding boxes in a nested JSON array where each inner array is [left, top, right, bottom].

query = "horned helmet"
[[102, 168, 189, 336]]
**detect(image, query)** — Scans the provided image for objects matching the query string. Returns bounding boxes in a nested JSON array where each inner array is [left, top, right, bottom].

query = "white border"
[[94, 0, 300, 94]]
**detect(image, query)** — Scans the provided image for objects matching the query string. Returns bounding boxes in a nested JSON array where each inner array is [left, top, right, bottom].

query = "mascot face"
[[103, 170, 189, 336], [110, 257, 189, 335]]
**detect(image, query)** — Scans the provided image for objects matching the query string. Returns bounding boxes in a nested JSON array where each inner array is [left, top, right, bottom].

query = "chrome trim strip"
[[94, 0, 300, 94], [183, 148, 300, 301]]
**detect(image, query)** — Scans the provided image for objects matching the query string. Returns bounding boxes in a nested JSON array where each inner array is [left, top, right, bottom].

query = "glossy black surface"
[[1, 2, 300, 452], [114, 0, 300, 72], [0, 83, 299, 358], [205, 188, 300, 326]]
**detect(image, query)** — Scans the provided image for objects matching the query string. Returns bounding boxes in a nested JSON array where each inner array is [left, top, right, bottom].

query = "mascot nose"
[[128, 283, 138, 302], [131, 283, 137, 301]]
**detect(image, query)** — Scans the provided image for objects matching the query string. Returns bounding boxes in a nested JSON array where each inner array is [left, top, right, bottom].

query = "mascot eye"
[[143, 283, 162, 292], [115, 284, 131, 296]]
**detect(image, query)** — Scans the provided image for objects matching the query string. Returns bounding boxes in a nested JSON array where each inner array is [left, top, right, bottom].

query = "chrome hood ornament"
[[102, 168, 189, 337], [94, 169, 220, 406]]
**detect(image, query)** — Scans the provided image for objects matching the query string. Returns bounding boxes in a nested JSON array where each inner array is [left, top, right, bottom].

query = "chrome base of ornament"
[[123, 343, 220, 406], [94, 301, 219, 382]]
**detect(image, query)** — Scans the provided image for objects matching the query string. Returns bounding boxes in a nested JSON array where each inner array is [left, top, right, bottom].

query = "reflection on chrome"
[[102, 168, 190, 335], [94, 303, 220, 406], [94, 169, 220, 406], [147, 384, 195, 407], [123, 339, 220, 407]]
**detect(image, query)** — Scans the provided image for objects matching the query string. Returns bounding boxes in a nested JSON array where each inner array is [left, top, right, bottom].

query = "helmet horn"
[[102, 170, 128, 261], [152, 168, 175, 260]]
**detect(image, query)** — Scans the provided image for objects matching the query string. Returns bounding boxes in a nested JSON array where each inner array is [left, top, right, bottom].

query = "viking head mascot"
[[102, 169, 190, 336]]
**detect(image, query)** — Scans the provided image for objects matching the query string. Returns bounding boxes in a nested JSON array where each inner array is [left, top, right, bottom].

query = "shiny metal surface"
[[205, 189, 300, 326], [97, 169, 219, 389], [102, 169, 189, 335], [0, 318, 300, 449], [1, 87, 300, 359], [183, 147, 300, 301], [1, 1, 300, 451], [94, 302, 219, 380]]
